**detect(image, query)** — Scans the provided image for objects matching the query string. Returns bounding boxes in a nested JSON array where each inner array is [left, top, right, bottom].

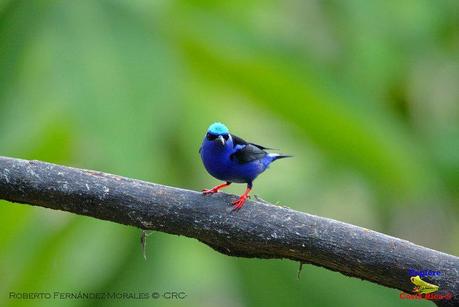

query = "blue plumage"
[[199, 122, 291, 210]]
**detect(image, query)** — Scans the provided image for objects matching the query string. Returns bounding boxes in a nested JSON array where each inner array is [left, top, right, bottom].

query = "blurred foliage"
[[1, 0, 458, 306]]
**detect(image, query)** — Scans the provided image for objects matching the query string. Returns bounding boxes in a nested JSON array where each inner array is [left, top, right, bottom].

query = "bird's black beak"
[[216, 135, 225, 146]]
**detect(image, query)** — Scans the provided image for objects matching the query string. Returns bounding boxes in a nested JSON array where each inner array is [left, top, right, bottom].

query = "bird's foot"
[[232, 193, 250, 211], [202, 182, 231, 195], [202, 187, 219, 195], [231, 187, 252, 211]]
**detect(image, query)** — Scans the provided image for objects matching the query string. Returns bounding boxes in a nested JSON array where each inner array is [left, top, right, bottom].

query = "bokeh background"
[[1, 0, 458, 306]]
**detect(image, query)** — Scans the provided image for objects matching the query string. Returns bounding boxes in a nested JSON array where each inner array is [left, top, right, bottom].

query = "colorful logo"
[[399, 270, 454, 301]]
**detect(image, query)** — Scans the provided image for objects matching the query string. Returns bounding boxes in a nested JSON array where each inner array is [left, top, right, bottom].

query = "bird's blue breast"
[[200, 139, 269, 183]]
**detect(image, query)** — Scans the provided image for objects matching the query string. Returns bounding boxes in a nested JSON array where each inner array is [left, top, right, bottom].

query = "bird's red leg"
[[202, 182, 231, 195], [232, 186, 251, 211]]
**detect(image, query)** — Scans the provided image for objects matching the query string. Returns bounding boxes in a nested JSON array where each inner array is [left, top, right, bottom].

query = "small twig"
[[140, 230, 153, 260], [297, 262, 304, 280], [253, 194, 269, 203]]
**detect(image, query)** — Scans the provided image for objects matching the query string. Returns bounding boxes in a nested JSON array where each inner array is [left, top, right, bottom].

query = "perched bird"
[[199, 122, 291, 210]]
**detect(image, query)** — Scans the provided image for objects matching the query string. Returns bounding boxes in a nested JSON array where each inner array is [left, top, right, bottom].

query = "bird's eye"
[[206, 133, 217, 140], [223, 134, 229, 141]]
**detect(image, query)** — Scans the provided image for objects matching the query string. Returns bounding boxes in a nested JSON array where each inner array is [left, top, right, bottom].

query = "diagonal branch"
[[0, 156, 457, 306]]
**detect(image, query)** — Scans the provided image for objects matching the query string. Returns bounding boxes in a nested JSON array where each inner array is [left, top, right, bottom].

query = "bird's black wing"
[[231, 133, 274, 150], [232, 144, 267, 163], [230, 134, 268, 163]]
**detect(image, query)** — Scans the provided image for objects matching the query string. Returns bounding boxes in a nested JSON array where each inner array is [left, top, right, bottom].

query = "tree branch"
[[0, 156, 457, 306]]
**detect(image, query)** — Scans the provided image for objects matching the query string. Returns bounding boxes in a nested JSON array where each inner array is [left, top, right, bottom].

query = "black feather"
[[231, 134, 275, 150], [231, 143, 267, 163], [230, 133, 274, 163]]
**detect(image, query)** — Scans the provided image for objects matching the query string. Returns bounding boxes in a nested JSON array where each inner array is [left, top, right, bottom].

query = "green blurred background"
[[1, 0, 458, 306]]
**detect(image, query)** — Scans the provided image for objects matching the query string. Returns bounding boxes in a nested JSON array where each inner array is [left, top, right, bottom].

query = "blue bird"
[[199, 122, 291, 210]]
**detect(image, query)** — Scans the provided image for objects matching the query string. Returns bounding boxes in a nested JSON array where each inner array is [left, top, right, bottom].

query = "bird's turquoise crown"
[[208, 122, 229, 135]]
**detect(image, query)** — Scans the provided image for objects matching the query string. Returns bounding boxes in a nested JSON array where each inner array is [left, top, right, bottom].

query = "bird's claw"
[[202, 188, 218, 195], [231, 195, 250, 211], [202, 183, 231, 195]]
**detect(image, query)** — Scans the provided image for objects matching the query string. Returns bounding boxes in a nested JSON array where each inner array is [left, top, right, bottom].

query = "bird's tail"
[[269, 153, 293, 162]]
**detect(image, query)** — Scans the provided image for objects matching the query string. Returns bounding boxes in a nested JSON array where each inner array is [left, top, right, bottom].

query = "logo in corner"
[[399, 271, 453, 301]]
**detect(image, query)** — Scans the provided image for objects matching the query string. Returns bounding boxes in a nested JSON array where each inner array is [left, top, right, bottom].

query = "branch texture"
[[0, 156, 458, 306]]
